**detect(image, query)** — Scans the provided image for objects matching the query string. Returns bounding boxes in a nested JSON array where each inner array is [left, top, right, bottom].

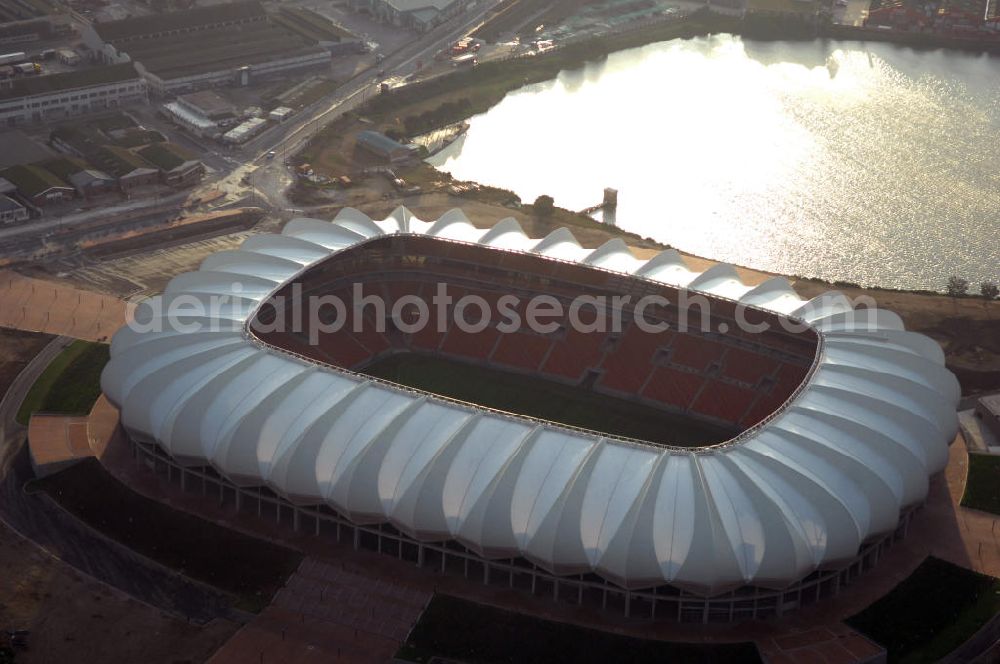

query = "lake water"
[[429, 34, 1000, 290]]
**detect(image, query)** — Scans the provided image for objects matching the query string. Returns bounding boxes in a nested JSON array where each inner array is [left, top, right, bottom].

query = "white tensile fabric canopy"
[[101, 207, 959, 596]]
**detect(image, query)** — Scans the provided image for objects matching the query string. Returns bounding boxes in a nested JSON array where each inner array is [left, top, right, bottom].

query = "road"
[[0, 336, 70, 472], [0, 3, 499, 254], [212, 1, 502, 210], [0, 191, 191, 244]]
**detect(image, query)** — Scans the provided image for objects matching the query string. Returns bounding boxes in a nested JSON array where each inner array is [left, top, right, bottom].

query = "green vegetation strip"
[[846, 556, 1000, 663], [961, 453, 1000, 515], [32, 458, 302, 612], [361, 353, 732, 446], [16, 340, 109, 425], [398, 594, 761, 663]]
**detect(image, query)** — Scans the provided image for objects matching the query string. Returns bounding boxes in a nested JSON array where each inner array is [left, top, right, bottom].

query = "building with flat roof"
[[163, 90, 239, 138], [976, 394, 1000, 442], [0, 64, 147, 126], [222, 116, 267, 144], [85, 1, 268, 51], [178, 90, 236, 121], [0, 129, 53, 168], [83, 2, 331, 95], [349, 0, 468, 31], [272, 6, 358, 48], [0, 0, 69, 47]]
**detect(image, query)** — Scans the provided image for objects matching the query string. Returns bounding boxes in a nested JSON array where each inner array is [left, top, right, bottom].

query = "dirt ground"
[[0, 330, 51, 398], [0, 330, 238, 663], [0, 520, 236, 664]]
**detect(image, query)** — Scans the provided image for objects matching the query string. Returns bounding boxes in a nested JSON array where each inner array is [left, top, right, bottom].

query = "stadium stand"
[[103, 209, 960, 622], [253, 235, 817, 438]]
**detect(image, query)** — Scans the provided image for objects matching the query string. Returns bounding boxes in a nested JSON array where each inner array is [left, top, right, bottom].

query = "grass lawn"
[[846, 556, 1000, 663], [961, 453, 1000, 515], [32, 459, 302, 612], [398, 594, 761, 663], [16, 340, 109, 425], [361, 353, 732, 446]]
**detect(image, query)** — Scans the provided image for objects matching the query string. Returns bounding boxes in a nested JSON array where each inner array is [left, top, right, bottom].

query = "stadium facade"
[[101, 208, 959, 622]]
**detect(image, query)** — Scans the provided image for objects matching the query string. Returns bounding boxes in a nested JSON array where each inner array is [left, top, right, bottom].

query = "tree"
[[533, 194, 554, 217], [981, 281, 999, 301], [946, 276, 969, 298]]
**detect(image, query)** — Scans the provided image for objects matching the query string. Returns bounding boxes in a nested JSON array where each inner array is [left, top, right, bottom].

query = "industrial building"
[[0, 0, 70, 47], [356, 129, 418, 162], [136, 142, 204, 186], [0, 129, 53, 168], [162, 90, 239, 138], [0, 192, 26, 222], [83, 1, 334, 95], [976, 394, 1000, 442], [222, 117, 267, 144], [349, 0, 468, 32], [68, 168, 116, 197], [0, 163, 73, 205], [0, 63, 147, 126], [101, 208, 959, 622]]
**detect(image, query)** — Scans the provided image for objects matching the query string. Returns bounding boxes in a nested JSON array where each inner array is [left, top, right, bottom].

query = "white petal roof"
[[101, 207, 959, 596]]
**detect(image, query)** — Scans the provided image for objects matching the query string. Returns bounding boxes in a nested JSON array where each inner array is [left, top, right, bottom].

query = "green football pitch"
[[361, 353, 732, 447]]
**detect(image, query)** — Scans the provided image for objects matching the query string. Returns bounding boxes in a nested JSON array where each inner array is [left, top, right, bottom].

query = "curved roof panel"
[[101, 207, 959, 595]]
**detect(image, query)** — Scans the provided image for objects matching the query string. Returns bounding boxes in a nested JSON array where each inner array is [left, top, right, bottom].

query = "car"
[[266, 150, 276, 159]]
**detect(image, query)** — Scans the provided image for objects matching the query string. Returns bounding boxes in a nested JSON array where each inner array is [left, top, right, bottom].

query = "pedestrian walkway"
[[26, 395, 125, 478], [208, 558, 430, 664], [0, 270, 130, 342]]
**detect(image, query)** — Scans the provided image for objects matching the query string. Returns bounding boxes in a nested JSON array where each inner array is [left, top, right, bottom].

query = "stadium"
[[100, 207, 960, 623]]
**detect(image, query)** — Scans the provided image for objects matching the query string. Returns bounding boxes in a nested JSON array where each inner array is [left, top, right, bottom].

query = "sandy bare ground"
[[0, 330, 238, 663], [0, 271, 130, 343], [0, 519, 236, 664]]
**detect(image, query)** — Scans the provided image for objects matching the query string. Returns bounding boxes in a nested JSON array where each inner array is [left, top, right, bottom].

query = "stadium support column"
[[235, 487, 242, 511], [417, 543, 424, 568], [293, 508, 300, 532]]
